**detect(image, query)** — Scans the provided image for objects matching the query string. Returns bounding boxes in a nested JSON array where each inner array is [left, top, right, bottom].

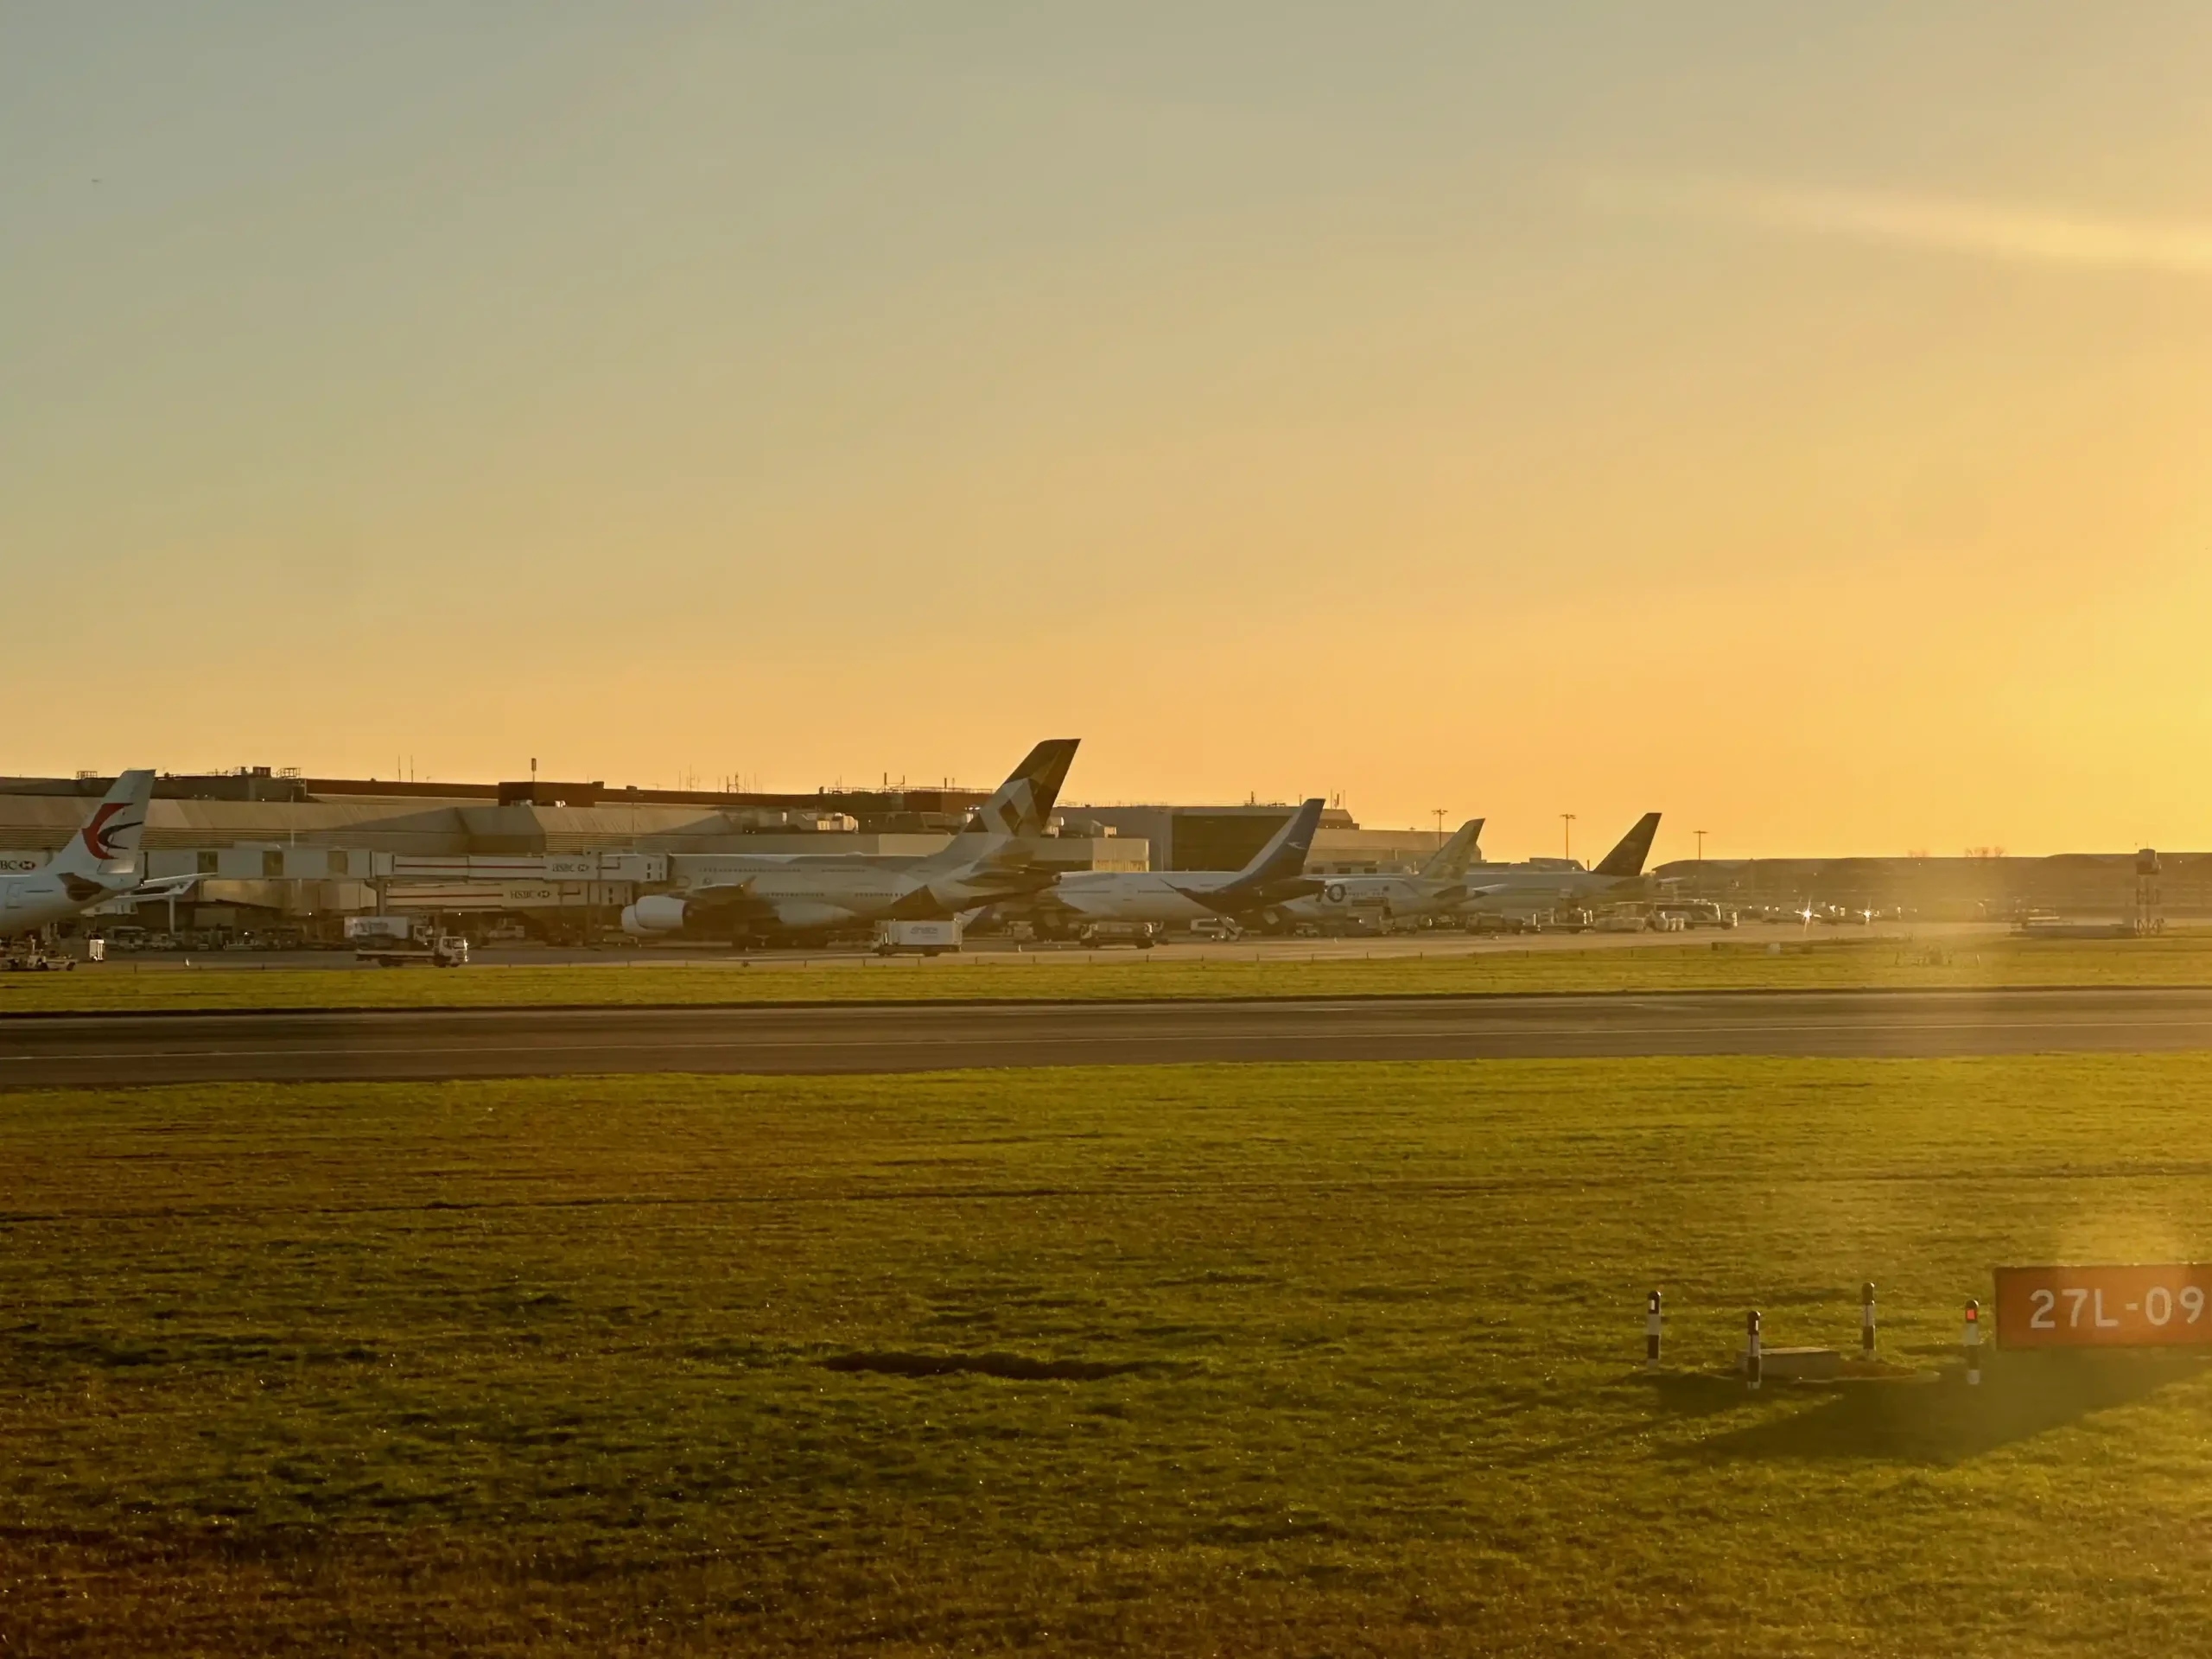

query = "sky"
[[3, 3, 2209, 861]]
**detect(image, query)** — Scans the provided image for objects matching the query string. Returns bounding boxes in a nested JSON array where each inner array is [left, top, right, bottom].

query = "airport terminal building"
[[8, 768, 2190, 943], [0, 770, 1432, 943]]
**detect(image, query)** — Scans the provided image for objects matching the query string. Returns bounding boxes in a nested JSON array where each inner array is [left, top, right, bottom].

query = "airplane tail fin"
[[1419, 817, 1484, 880], [1592, 811, 1662, 879], [1228, 798, 1325, 890], [963, 738, 1079, 838], [49, 770, 155, 879], [917, 739, 1079, 874]]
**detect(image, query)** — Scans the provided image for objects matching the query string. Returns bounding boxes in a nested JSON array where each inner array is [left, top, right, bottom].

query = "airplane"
[[1021, 798, 1327, 936], [619, 739, 1079, 946], [1452, 812, 1663, 918], [1274, 817, 1486, 932], [1, 770, 202, 944]]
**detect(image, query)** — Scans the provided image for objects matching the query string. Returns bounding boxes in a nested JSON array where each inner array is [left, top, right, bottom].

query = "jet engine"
[[620, 894, 690, 935]]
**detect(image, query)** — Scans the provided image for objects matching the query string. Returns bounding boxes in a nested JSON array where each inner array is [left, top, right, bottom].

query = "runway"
[[7, 987, 2212, 1088]]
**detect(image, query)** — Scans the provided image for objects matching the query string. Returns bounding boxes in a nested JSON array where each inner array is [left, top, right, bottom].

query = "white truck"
[[874, 919, 961, 957], [346, 916, 471, 969], [1076, 919, 1159, 949], [3, 938, 77, 972]]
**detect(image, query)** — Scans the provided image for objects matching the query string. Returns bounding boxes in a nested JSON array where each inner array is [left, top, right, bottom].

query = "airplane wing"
[[1168, 875, 1325, 915], [900, 849, 1059, 917], [961, 865, 1059, 899], [1168, 798, 1328, 915], [128, 874, 206, 898], [677, 878, 776, 919]]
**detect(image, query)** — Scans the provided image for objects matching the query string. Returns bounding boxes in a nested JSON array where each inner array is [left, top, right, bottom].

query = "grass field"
[[9, 931, 2212, 1015], [6, 1056, 2212, 1653]]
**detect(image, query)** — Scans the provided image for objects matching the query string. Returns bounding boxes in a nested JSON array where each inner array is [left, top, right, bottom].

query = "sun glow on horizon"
[[3, 7, 2209, 861]]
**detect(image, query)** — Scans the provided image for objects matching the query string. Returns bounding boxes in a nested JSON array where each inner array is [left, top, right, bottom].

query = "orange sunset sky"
[[3, 5, 2209, 862]]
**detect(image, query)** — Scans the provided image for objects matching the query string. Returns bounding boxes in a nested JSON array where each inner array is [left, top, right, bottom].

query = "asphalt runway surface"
[[7, 988, 2212, 1088]]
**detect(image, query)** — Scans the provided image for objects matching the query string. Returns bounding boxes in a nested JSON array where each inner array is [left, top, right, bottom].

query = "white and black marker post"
[[1645, 1289, 1662, 1370], [1746, 1309, 1763, 1391], [1861, 1281, 1877, 1360], [1964, 1298, 1981, 1387]]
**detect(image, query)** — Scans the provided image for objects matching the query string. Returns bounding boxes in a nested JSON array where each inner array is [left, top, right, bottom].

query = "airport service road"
[[71, 921, 2018, 974], [9, 988, 2212, 1088]]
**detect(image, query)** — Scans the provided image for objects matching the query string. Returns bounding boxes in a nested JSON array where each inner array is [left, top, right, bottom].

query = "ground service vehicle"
[[1077, 920, 1158, 948], [874, 919, 961, 957], [347, 918, 471, 967], [2, 941, 77, 971], [355, 933, 470, 968]]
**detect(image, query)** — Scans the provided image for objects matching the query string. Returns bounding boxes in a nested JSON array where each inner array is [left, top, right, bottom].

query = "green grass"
[[10, 931, 2212, 1014], [6, 1056, 2212, 1653]]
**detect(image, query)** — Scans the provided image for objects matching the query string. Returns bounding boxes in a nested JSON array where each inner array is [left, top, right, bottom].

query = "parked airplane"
[[1453, 812, 1663, 917], [0, 771, 201, 942], [1024, 798, 1327, 935], [620, 739, 1079, 945], [1275, 817, 1485, 932]]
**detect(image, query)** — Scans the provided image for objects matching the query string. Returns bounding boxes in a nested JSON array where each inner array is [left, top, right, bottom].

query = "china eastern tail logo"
[[79, 803, 143, 861]]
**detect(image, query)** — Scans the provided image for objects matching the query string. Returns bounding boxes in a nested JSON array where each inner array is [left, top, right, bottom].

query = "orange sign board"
[[1993, 1264, 2212, 1350]]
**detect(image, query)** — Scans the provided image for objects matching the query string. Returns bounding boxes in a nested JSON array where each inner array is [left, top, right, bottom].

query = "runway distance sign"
[[1994, 1264, 2212, 1349]]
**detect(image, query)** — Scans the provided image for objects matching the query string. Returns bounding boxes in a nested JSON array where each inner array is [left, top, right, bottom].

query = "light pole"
[[1433, 807, 1446, 852], [1694, 829, 1707, 897], [1561, 813, 1576, 864]]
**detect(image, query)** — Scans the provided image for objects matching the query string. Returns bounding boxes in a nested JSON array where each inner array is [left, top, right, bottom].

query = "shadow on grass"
[[822, 1351, 1187, 1382], [1465, 1372, 1765, 1470], [1666, 1353, 2207, 1465]]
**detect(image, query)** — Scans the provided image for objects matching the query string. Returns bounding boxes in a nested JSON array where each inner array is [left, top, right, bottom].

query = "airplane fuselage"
[[677, 869, 947, 933], [1455, 866, 1645, 914], [0, 869, 125, 939], [1281, 874, 1460, 926], [1042, 871, 1263, 926], [634, 856, 1052, 939]]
